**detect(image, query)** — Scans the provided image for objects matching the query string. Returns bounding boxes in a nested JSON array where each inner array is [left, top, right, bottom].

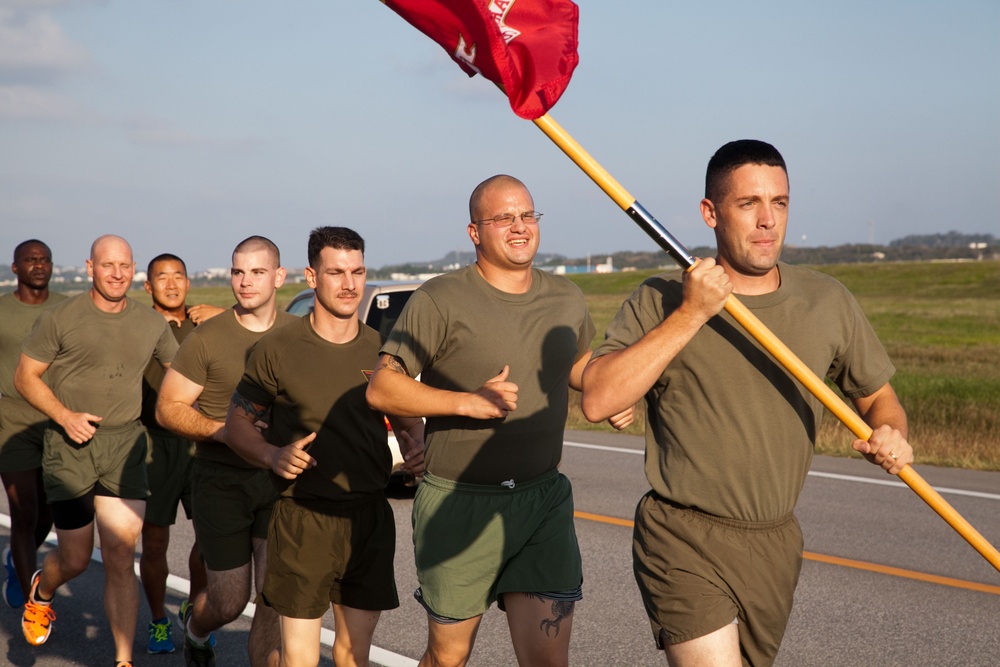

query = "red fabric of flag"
[[382, 0, 579, 120]]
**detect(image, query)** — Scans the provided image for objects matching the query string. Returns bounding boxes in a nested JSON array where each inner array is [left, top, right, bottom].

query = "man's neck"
[[474, 261, 533, 295], [233, 303, 278, 332], [310, 310, 359, 345], [89, 288, 127, 313], [12, 284, 50, 306], [720, 259, 781, 296], [153, 303, 187, 324]]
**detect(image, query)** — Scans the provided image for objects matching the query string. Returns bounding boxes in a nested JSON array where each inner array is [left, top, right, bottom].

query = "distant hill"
[[3, 232, 994, 286], [370, 231, 997, 276]]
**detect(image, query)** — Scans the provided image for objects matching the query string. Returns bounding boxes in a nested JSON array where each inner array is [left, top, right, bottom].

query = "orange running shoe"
[[22, 570, 56, 645]]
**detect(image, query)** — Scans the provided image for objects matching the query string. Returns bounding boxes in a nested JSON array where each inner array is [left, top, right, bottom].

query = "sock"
[[32, 586, 53, 605], [187, 628, 211, 646]]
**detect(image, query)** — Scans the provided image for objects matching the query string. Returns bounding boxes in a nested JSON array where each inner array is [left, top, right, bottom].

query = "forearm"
[[155, 401, 225, 442], [14, 369, 71, 425], [855, 385, 909, 438], [581, 307, 706, 421], [367, 367, 464, 418], [223, 408, 276, 470], [389, 414, 425, 443]]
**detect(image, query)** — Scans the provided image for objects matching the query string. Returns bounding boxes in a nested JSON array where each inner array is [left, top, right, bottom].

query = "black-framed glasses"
[[473, 211, 543, 227]]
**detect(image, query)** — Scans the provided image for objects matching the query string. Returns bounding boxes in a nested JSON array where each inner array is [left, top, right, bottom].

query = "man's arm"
[[366, 353, 518, 420], [155, 368, 224, 442], [581, 259, 731, 422], [14, 353, 102, 444], [187, 304, 226, 325], [851, 382, 913, 475], [386, 414, 425, 479], [223, 390, 316, 478], [570, 350, 634, 431]]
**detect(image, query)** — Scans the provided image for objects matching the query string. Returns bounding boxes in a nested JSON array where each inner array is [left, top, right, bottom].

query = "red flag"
[[382, 0, 579, 120]]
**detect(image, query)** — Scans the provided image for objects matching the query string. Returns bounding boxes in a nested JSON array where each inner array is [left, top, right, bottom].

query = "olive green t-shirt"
[[237, 316, 390, 503], [21, 292, 178, 428], [0, 291, 68, 428], [594, 262, 895, 522], [169, 308, 297, 467], [380, 265, 595, 485], [141, 317, 196, 433]]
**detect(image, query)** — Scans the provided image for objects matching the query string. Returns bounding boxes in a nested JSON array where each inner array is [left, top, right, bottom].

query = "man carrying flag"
[[581, 140, 915, 666]]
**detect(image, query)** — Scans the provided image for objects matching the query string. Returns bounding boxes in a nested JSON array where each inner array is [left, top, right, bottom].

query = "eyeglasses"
[[473, 211, 543, 227]]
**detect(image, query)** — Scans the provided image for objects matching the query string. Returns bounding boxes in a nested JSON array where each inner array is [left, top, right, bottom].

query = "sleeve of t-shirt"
[[169, 331, 210, 386], [235, 342, 277, 409], [378, 289, 446, 379], [593, 276, 678, 360], [20, 308, 59, 364], [152, 320, 179, 366], [828, 289, 895, 399], [593, 292, 649, 360]]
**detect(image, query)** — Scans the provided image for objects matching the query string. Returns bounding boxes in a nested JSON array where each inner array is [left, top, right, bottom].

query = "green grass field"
[[150, 260, 999, 470]]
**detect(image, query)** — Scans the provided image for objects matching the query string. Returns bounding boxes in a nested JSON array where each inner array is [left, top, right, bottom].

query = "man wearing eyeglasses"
[[368, 174, 632, 667]]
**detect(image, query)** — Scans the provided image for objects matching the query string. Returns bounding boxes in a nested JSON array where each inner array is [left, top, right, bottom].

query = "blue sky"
[[1, 0, 997, 272]]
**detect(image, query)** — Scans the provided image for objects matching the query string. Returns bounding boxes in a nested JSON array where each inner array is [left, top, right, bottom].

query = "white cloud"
[[0, 83, 80, 119], [0, 5, 90, 77]]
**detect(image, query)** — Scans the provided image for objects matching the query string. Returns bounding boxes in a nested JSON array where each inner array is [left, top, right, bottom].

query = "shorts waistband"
[[422, 468, 560, 495], [49, 419, 143, 437], [649, 491, 795, 532], [280, 492, 385, 516]]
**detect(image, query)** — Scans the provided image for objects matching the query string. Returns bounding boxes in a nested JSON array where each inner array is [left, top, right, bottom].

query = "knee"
[[279, 645, 320, 667], [59, 550, 92, 579], [422, 646, 472, 667], [101, 539, 139, 570], [214, 591, 251, 624], [141, 527, 170, 558]]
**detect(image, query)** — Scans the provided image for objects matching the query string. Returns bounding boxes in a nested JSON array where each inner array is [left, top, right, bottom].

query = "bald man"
[[15, 235, 178, 667], [368, 175, 632, 667]]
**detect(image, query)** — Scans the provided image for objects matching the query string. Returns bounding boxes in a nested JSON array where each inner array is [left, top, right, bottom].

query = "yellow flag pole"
[[532, 112, 1000, 574]]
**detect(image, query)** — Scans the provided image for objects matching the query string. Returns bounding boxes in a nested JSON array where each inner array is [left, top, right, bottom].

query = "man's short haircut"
[[705, 140, 788, 203], [469, 174, 528, 221], [13, 239, 51, 262], [147, 253, 187, 277], [233, 235, 280, 267], [308, 227, 365, 269]]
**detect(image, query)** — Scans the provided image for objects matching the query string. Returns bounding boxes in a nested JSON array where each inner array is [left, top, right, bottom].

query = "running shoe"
[[3, 547, 25, 608], [179, 599, 216, 648], [115, 662, 134, 667], [21, 570, 56, 645], [147, 616, 175, 653], [183, 635, 216, 667]]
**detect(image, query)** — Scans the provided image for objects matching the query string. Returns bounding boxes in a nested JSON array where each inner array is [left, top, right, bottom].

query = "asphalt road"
[[1, 429, 998, 666]]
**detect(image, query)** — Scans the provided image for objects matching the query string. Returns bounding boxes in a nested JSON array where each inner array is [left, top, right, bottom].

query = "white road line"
[[806, 470, 1000, 500], [0, 513, 418, 667], [563, 441, 1000, 501]]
